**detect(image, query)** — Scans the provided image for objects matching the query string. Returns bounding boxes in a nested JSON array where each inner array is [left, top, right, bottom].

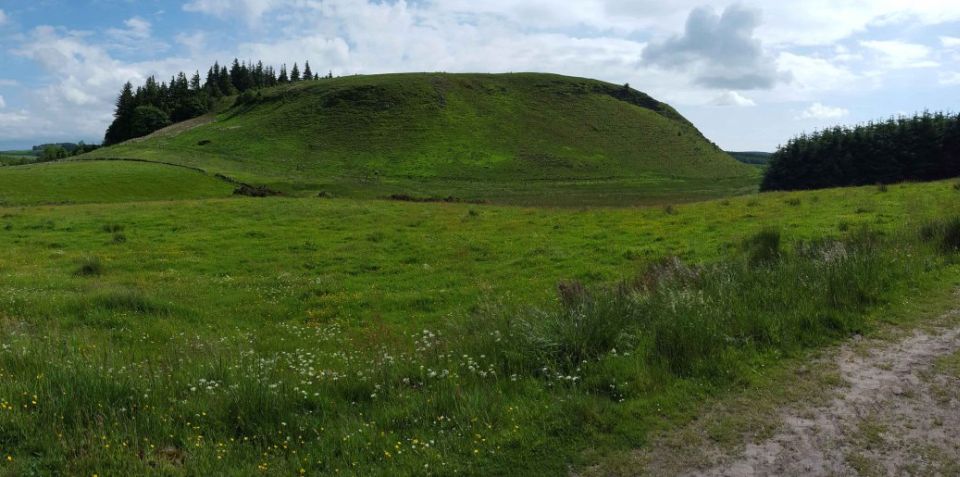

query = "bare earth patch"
[[682, 314, 960, 476], [587, 307, 960, 477], [694, 321, 960, 476]]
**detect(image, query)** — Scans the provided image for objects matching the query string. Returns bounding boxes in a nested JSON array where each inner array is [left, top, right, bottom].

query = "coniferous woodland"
[[762, 112, 960, 191], [104, 59, 331, 145]]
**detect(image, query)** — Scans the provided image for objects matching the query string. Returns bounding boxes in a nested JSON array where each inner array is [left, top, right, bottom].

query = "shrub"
[[741, 228, 781, 265], [91, 288, 167, 314], [920, 217, 960, 252], [663, 205, 677, 215], [101, 224, 124, 233], [74, 256, 103, 276], [112, 233, 127, 244]]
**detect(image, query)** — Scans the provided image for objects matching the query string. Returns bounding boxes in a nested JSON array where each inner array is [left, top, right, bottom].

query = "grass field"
[[0, 161, 234, 206], [1, 173, 959, 475], [85, 73, 758, 205]]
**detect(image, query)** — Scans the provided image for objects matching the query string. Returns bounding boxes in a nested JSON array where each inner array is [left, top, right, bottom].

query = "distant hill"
[[87, 73, 758, 205], [727, 151, 772, 166]]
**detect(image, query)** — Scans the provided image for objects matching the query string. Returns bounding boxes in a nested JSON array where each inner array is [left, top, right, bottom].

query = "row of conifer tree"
[[104, 59, 331, 145], [761, 112, 960, 191]]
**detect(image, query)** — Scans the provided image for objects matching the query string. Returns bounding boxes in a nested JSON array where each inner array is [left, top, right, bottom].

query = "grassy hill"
[[87, 73, 758, 205]]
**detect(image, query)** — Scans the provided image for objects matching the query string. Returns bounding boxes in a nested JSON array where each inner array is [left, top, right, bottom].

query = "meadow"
[[1, 164, 959, 475]]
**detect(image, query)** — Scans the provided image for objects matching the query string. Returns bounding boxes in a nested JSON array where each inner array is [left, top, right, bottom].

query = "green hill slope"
[[88, 73, 757, 205]]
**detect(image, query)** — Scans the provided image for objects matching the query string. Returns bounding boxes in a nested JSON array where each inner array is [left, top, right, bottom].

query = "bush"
[[920, 217, 960, 252], [91, 288, 167, 314], [130, 105, 171, 138], [74, 256, 103, 276], [741, 228, 781, 264]]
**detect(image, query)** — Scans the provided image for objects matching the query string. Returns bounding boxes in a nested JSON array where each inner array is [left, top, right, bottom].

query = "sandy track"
[[691, 317, 960, 476]]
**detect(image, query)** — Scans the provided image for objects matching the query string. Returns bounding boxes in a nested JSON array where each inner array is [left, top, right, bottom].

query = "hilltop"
[[87, 73, 757, 205]]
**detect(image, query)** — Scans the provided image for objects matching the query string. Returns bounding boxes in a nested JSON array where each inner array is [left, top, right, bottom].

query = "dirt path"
[[687, 320, 960, 476]]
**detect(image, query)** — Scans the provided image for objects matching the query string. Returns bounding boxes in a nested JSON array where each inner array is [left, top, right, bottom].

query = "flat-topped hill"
[[87, 73, 757, 205]]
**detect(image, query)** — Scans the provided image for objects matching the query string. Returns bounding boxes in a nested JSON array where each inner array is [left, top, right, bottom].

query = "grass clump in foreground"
[[0, 212, 957, 475]]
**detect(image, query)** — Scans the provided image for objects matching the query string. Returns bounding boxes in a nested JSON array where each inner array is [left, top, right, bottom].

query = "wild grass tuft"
[[74, 256, 103, 276], [741, 228, 781, 265], [920, 217, 960, 252]]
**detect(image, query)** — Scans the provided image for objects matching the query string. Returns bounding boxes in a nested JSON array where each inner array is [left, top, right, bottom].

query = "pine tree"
[[205, 66, 220, 97], [190, 71, 202, 91], [302, 61, 313, 81], [218, 65, 235, 95], [278, 64, 289, 83], [291, 62, 301, 82], [104, 82, 136, 145]]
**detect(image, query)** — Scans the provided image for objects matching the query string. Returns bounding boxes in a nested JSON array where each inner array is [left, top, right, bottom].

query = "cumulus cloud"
[[860, 40, 938, 69], [798, 102, 849, 120], [711, 91, 756, 107], [776, 53, 858, 95], [6, 25, 194, 142], [642, 4, 785, 90]]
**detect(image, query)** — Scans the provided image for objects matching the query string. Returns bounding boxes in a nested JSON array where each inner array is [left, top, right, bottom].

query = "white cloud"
[[642, 4, 785, 90], [942, 36, 960, 48], [183, 0, 285, 25], [860, 40, 939, 69], [0, 79, 17, 87], [711, 91, 756, 107], [0, 9, 7, 25], [175, 31, 207, 54], [0, 95, 5, 109], [940, 72, 960, 85], [6, 25, 194, 142], [799, 102, 850, 120], [116, 17, 151, 40], [776, 53, 859, 95]]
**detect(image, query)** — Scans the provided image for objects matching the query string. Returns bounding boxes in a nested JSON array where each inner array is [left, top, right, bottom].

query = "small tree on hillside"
[[302, 61, 313, 81], [291, 63, 301, 82]]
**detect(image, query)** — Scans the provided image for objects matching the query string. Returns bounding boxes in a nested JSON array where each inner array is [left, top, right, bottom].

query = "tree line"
[[762, 112, 960, 191], [104, 59, 333, 145]]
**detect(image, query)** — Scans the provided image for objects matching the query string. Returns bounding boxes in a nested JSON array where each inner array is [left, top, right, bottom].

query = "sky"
[[0, 1, 958, 151]]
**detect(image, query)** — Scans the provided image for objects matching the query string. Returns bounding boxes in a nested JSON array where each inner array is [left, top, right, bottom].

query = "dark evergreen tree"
[[278, 64, 289, 83], [762, 112, 960, 191], [302, 61, 312, 81], [129, 105, 171, 138], [218, 65, 235, 95], [291, 62, 301, 82], [104, 81, 136, 145]]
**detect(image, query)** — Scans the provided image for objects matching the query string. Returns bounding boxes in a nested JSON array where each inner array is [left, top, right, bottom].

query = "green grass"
[[86, 73, 758, 205], [0, 160, 234, 206], [1, 179, 959, 475]]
